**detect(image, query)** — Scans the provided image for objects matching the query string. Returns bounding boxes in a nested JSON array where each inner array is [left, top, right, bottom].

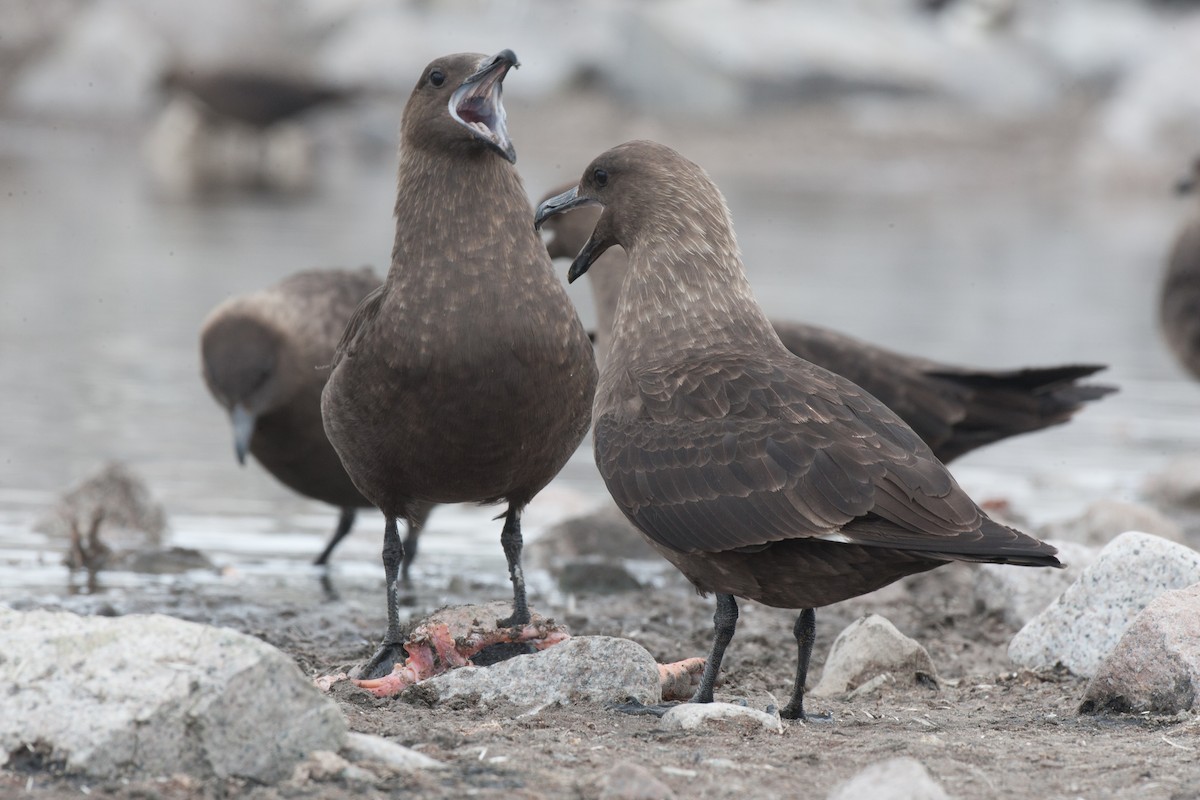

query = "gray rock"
[[113, 546, 215, 574], [1085, 16, 1200, 183], [1040, 500, 1184, 546], [528, 504, 659, 567], [341, 732, 444, 772], [811, 614, 938, 698], [1009, 532, 1200, 676], [10, 1, 165, 116], [557, 559, 643, 595], [827, 757, 949, 800], [657, 702, 783, 734], [599, 762, 678, 800], [1081, 583, 1200, 715], [0, 608, 345, 782], [288, 750, 374, 785], [404, 635, 661, 708], [974, 539, 1100, 628]]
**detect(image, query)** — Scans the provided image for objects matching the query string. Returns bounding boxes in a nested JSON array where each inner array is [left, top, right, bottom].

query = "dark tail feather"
[[843, 515, 1064, 569], [923, 364, 1118, 462]]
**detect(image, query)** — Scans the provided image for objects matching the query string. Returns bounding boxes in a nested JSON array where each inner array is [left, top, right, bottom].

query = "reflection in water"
[[1, 112, 1198, 606]]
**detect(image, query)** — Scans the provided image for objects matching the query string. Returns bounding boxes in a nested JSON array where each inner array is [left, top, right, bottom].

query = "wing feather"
[[596, 351, 1050, 564]]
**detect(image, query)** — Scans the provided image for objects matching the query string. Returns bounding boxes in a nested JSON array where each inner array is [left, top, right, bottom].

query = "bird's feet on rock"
[[353, 640, 410, 682], [349, 601, 570, 698]]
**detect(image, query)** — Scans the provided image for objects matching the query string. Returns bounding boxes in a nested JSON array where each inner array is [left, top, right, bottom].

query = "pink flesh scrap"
[[658, 657, 706, 701], [348, 601, 570, 698], [315, 601, 708, 701]]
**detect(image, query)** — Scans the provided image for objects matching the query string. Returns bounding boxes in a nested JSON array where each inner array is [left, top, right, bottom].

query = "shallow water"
[[1, 104, 1197, 611]]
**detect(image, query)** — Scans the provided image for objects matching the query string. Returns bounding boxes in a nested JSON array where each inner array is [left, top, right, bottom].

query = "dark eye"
[[429, 70, 445, 87], [592, 168, 608, 187]]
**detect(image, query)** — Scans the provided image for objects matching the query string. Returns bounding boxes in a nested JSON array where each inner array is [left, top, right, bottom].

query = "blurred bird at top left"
[[146, 65, 361, 197]]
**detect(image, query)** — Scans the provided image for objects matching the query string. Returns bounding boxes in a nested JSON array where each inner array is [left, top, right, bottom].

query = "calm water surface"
[[1, 111, 1196, 607]]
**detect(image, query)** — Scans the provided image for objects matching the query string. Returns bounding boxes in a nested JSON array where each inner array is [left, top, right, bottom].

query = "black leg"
[[400, 501, 433, 583], [690, 593, 739, 704], [496, 505, 530, 628], [781, 607, 816, 720], [357, 515, 408, 680], [313, 507, 357, 567]]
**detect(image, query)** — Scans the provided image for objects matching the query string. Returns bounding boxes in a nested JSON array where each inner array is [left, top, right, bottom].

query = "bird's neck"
[[605, 236, 779, 372], [387, 148, 535, 285]]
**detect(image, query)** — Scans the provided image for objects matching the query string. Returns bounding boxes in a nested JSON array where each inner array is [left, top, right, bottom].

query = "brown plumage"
[[160, 66, 357, 129], [321, 51, 597, 680], [200, 268, 434, 571], [1162, 156, 1200, 379], [535, 141, 1061, 720], [539, 185, 1115, 464]]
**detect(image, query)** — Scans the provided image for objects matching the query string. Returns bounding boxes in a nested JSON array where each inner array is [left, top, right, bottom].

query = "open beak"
[[231, 404, 256, 465], [450, 49, 519, 163]]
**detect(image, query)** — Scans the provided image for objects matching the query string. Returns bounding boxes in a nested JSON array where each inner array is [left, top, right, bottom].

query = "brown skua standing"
[[321, 51, 597, 687], [539, 185, 1115, 464], [535, 141, 1062, 720], [201, 268, 434, 572]]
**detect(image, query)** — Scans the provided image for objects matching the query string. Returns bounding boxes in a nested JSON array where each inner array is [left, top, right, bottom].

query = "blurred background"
[[3, 0, 1200, 600]]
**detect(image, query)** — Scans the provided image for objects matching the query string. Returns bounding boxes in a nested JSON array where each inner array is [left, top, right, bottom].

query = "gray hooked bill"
[[534, 185, 604, 283]]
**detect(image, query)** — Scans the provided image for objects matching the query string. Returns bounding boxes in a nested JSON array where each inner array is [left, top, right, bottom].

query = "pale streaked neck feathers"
[[606, 171, 779, 372], [388, 147, 534, 286]]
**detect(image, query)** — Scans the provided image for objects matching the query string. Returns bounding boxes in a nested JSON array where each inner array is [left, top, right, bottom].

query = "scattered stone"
[[1081, 583, 1200, 715], [598, 762, 678, 800], [1142, 456, 1200, 510], [0, 608, 346, 782], [658, 702, 783, 734], [402, 636, 661, 708], [289, 750, 374, 785], [35, 462, 167, 555], [557, 559, 643, 595], [974, 540, 1100, 628], [112, 546, 215, 574], [528, 503, 659, 567], [341, 732, 444, 772], [827, 757, 949, 800], [1040, 500, 1185, 546], [1009, 532, 1200, 676], [847, 672, 895, 700], [811, 614, 938, 698]]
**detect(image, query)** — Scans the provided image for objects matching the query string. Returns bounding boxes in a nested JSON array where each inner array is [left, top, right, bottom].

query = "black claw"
[[355, 640, 407, 681]]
